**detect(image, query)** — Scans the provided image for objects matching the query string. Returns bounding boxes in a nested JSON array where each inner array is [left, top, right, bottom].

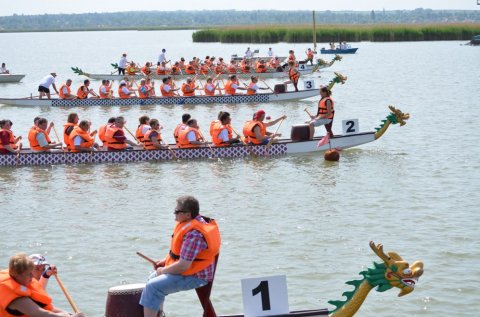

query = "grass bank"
[[192, 23, 480, 43]]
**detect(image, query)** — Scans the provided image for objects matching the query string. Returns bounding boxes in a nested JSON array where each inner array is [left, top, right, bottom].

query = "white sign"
[[298, 63, 306, 70], [342, 119, 359, 135], [303, 80, 315, 90], [241, 275, 289, 316]]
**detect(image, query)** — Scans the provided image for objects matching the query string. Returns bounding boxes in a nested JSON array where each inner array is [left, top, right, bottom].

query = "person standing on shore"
[[38, 73, 59, 99]]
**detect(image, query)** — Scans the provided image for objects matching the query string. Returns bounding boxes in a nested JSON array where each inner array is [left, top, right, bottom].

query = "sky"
[[2, 0, 478, 16]]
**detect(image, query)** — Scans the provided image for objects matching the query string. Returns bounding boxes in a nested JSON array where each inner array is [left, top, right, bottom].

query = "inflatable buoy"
[[324, 149, 340, 161]]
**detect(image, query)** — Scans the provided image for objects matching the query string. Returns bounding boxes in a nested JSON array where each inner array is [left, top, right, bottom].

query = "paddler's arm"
[[51, 83, 59, 95], [265, 115, 287, 127], [8, 297, 85, 317]]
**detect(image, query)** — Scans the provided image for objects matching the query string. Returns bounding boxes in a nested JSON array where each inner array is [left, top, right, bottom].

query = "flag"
[[317, 134, 330, 147]]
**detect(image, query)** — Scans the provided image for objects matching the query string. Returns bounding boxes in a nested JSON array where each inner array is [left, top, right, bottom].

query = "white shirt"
[[121, 86, 131, 94], [205, 83, 215, 93], [186, 130, 197, 142], [217, 128, 229, 142], [141, 125, 150, 134], [119, 56, 127, 68], [39, 75, 55, 88], [267, 50, 274, 57], [163, 85, 171, 92], [36, 133, 48, 147], [61, 85, 69, 95], [158, 52, 166, 64], [245, 49, 253, 58], [73, 135, 83, 146], [249, 83, 259, 93], [0, 66, 8, 73]]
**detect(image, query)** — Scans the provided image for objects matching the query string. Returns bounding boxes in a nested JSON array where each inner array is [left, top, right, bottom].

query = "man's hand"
[[154, 259, 165, 270]]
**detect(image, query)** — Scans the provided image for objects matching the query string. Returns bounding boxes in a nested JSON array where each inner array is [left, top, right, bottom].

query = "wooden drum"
[[105, 283, 145, 317], [291, 124, 312, 141]]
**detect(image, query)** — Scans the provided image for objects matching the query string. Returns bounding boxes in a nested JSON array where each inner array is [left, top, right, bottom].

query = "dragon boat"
[[0, 106, 409, 167], [103, 241, 423, 317], [0, 74, 26, 83]]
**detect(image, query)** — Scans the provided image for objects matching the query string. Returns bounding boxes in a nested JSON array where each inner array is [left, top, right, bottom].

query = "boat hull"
[[0, 89, 318, 107], [0, 74, 26, 83], [84, 68, 313, 81], [320, 48, 358, 54], [0, 132, 376, 167], [218, 309, 328, 316]]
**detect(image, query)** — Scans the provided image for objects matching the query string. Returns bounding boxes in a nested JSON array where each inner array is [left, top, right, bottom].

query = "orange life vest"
[[98, 123, 112, 145], [256, 64, 267, 73], [160, 84, 174, 97], [0, 129, 17, 151], [143, 129, 163, 150], [204, 83, 215, 96], [289, 68, 300, 81], [105, 125, 127, 150], [63, 123, 77, 149], [156, 66, 167, 75], [164, 217, 221, 276], [243, 120, 266, 144], [228, 65, 237, 74], [171, 66, 180, 75], [247, 82, 257, 95], [135, 124, 149, 143], [127, 66, 137, 75], [185, 65, 196, 75], [224, 80, 236, 95], [138, 85, 149, 98], [173, 123, 186, 144], [241, 65, 250, 73], [317, 97, 335, 119], [211, 122, 232, 147], [99, 85, 111, 98], [288, 53, 296, 62], [181, 83, 195, 97], [178, 127, 200, 148], [29, 127, 52, 151], [141, 66, 151, 75], [76, 86, 88, 99], [214, 65, 223, 74], [0, 270, 54, 317], [58, 84, 71, 99], [307, 51, 314, 59], [68, 127, 94, 152], [118, 87, 131, 99]]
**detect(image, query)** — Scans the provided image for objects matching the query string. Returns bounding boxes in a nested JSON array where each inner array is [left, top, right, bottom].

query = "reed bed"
[[192, 24, 480, 43]]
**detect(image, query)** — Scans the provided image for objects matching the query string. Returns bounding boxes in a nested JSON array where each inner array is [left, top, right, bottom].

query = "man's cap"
[[122, 53, 127, 56], [50, 72, 57, 76], [29, 254, 49, 266], [254, 110, 266, 119], [120, 80, 126, 85]]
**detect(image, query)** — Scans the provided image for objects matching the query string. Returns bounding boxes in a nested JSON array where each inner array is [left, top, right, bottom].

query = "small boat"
[[0, 106, 409, 167], [103, 241, 423, 317], [320, 48, 358, 54], [470, 35, 480, 45], [0, 88, 318, 107], [71, 67, 313, 81], [0, 74, 26, 83]]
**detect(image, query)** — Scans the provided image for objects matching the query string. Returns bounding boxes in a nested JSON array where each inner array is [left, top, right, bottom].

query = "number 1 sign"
[[241, 275, 289, 316]]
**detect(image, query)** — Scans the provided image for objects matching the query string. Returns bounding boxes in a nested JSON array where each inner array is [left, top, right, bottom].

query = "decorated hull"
[[0, 89, 318, 107], [0, 133, 375, 167], [0, 74, 26, 83], [219, 309, 328, 317], [320, 48, 358, 54], [81, 68, 313, 81]]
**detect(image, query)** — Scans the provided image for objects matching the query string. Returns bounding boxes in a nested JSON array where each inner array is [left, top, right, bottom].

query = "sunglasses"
[[174, 209, 189, 215]]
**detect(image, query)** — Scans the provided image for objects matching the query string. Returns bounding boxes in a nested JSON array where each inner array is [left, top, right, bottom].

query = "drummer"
[[0, 253, 85, 317], [139, 196, 221, 317]]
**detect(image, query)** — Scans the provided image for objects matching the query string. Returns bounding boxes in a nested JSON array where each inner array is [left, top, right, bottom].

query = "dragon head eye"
[[403, 268, 412, 275]]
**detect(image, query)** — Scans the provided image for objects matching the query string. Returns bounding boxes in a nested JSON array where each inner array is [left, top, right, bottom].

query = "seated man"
[[58, 79, 76, 100], [243, 110, 286, 145], [28, 118, 62, 152], [211, 112, 240, 147], [160, 77, 179, 97], [0, 63, 10, 74], [143, 119, 167, 150], [181, 78, 197, 97], [224, 75, 246, 95], [246, 76, 269, 95], [104, 116, 138, 151], [99, 80, 114, 99], [68, 120, 99, 152], [76, 79, 98, 99], [118, 80, 137, 99], [177, 119, 205, 148], [0, 253, 84, 317], [140, 196, 221, 317], [0, 119, 21, 154], [138, 79, 154, 98], [29, 254, 57, 290]]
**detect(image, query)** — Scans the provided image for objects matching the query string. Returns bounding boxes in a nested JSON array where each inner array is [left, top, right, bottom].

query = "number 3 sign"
[[241, 275, 289, 316]]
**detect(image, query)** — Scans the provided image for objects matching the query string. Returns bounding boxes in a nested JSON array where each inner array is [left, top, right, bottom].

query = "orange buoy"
[[324, 149, 340, 161]]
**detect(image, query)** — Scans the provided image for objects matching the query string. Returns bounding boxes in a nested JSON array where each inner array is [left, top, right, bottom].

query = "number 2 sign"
[[241, 275, 289, 316]]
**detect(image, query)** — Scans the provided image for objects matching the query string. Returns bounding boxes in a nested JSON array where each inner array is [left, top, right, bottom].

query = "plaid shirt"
[[179, 216, 215, 281]]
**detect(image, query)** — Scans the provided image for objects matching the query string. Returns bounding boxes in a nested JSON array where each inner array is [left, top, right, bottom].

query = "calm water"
[[0, 30, 479, 317]]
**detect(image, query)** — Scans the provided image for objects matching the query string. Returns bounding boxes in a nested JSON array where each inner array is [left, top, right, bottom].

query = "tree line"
[[0, 9, 479, 32]]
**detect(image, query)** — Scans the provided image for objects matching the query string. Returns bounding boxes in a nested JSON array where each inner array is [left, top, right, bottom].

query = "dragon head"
[[326, 72, 348, 90], [369, 241, 424, 297], [387, 105, 410, 126], [333, 54, 343, 61]]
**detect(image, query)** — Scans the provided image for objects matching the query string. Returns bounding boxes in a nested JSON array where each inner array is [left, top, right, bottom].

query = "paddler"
[[29, 254, 56, 290], [135, 115, 151, 143], [243, 110, 286, 145], [99, 79, 114, 99], [28, 117, 53, 148], [68, 120, 99, 152], [37, 72, 59, 100], [58, 79, 76, 100], [255, 59, 267, 73], [141, 62, 152, 76], [185, 61, 197, 75], [138, 79, 154, 98], [28, 118, 62, 152], [160, 77, 179, 97], [246, 76, 269, 95], [181, 78, 198, 97], [224, 75, 246, 95], [211, 112, 240, 147], [142, 119, 167, 150], [0, 119, 21, 155], [63, 113, 79, 149], [140, 196, 220, 317], [173, 113, 191, 145], [307, 86, 335, 138], [0, 253, 85, 317], [126, 61, 139, 75], [284, 60, 300, 92], [76, 79, 98, 99], [156, 62, 167, 75], [104, 116, 138, 151], [98, 117, 116, 148], [204, 77, 220, 96], [177, 119, 207, 148], [118, 80, 137, 99]]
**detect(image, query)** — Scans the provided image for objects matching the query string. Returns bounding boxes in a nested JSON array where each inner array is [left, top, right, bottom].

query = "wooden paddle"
[[15, 143, 23, 167], [161, 140, 178, 161], [136, 251, 156, 265], [53, 273, 80, 313], [266, 117, 285, 148], [198, 130, 217, 159], [124, 126, 139, 144], [304, 108, 314, 118], [260, 78, 277, 96], [52, 125, 66, 152]]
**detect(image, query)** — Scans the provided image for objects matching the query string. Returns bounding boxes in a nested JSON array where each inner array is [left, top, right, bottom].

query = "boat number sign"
[[298, 63, 307, 70], [241, 275, 289, 316], [342, 119, 359, 134], [303, 80, 315, 90]]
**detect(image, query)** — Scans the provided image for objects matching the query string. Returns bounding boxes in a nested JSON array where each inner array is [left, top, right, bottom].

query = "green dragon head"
[[369, 241, 424, 296]]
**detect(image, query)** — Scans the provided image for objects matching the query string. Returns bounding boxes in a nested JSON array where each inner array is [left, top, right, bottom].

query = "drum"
[[274, 84, 286, 94], [291, 124, 312, 141], [105, 283, 145, 317]]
